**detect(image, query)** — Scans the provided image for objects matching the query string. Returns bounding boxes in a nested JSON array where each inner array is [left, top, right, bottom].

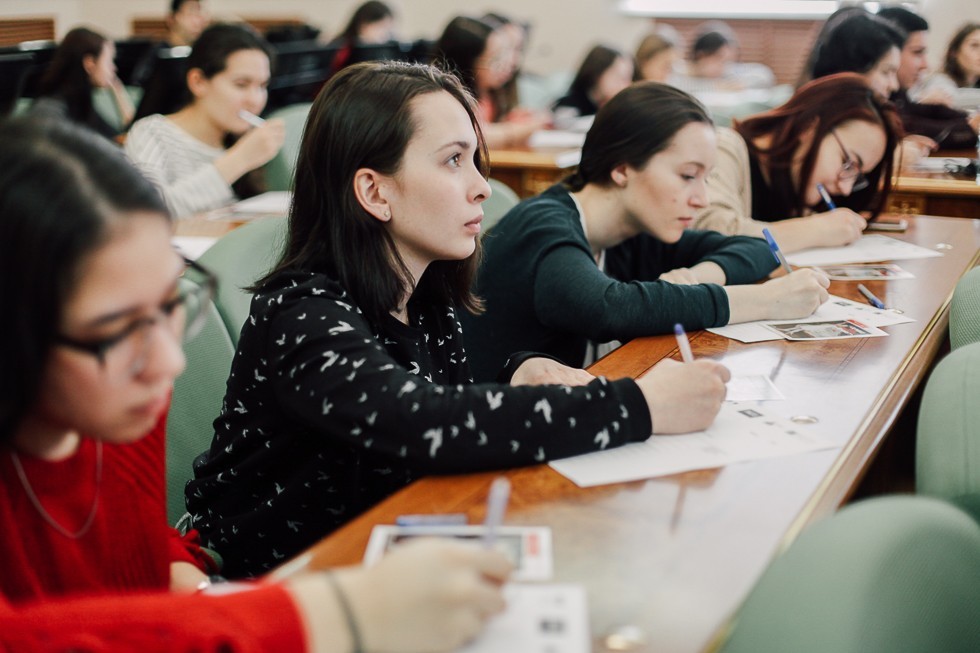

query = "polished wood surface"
[[287, 215, 980, 652], [489, 146, 572, 198]]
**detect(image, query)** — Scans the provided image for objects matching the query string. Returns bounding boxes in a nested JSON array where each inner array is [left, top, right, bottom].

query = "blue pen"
[[816, 183, 837, 210], [762, 228, 793, 275], [673, 323, 694, 363], [857, 283, 886, 309]]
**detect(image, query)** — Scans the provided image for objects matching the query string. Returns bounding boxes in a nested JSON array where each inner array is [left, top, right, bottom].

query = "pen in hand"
[[483, 477, 510, 549], [238, 109, 265, 128], [816, 183, 837, 211], [857, 283, 886, 309], [674, 323, 694, 363], [762, 228, 793, 275]]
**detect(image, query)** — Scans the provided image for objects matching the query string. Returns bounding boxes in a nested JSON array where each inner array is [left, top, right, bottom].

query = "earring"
[[384, 210, 390, 218]]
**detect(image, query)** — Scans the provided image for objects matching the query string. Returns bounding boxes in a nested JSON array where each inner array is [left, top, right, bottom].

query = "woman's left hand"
[[659, 268, 700, 285], [510, 357, 594, 386]]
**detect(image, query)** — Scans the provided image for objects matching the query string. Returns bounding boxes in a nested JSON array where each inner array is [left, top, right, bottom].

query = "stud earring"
[[384, 210, 390, 218]]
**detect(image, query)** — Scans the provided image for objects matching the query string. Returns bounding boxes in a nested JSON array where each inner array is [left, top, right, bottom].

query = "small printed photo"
[[816, 264, 914, 281], [389, 531, 525, 568], [738, 408, 763, 418], [766, 319, 885, 341]]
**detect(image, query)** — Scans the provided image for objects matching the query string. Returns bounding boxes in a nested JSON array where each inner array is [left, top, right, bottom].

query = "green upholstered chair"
[[196, 217, 289, 345], [917, 341, 980, 501], [165, 287, 235, 526], [719, 496, 980, 653], [950, 266, 980, 350], [483, 178, 521, 232], [262, 102, 312, 192]]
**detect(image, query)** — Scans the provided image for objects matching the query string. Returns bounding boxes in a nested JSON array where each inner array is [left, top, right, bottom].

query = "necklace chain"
[[10, 440, 103, 539]]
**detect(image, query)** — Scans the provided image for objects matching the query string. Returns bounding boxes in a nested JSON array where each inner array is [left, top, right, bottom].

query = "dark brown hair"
[[944, 23, 980, 87], [37, 27, 108, 124], [254, 61, 487, 323]]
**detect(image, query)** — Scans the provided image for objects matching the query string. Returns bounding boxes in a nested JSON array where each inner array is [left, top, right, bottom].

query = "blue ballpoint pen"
[[857, 283, 886, 309], [762, 228, 793, 275], [816, 183, 837, 210]]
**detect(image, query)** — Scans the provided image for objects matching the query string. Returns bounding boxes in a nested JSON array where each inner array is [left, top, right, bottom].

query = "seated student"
[[694, 74, 902, 254], [186, 62, 730, 578], [125, 23, 285, 219], [914, 22, 980, 109], [435, 15, 549, 148], [328, 1, 397, 73], [635, 30, 680, 84], [553, 45, 634, 121], [0, 116, 511, 653], [808, 12, 904, 100], [481, 13, 530, 120], [31, 27, 134, 139], [131, 0, 212, 87], [877, 7, 980, 152], [670, 22, 774, 94], [463, 82, 828, 379]]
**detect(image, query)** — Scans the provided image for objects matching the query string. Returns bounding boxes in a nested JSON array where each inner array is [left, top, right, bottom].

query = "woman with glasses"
[[694, 73, 902, 254], [435, 15, 549, 148], [0, 116, 513, 652], [462, 82, 830, 380]]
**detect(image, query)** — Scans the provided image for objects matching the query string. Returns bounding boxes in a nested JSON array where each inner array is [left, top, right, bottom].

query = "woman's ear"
[[353, 168, 392, 222], [82, 54, 97, 79], [185, 68, 208, 99], [610, 163, 630, 188]]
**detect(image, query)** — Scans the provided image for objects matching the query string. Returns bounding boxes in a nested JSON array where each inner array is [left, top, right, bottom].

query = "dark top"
[[892, 89, 977, 150], [29, 95, 119, 140], [186, 269, 651, 578], [553, 87, 598, 118], [747, 153, 791, 221], [462, 184, 778, 381]]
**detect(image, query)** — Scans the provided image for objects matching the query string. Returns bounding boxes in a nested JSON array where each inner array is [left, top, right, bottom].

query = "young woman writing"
[[0, 116, 511, 653], [186, 62, 730, 578]]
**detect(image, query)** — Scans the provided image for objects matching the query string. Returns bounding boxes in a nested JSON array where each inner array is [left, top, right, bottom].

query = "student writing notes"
[[186, 62, 730, 578]]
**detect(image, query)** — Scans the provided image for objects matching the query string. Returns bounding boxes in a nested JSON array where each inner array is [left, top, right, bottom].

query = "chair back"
[[950, 266, 980, 350], [483, 178, 520, 232], [196, 217, 289, 344], [166, 289, 235, 525], [262, 102, 311, 191]]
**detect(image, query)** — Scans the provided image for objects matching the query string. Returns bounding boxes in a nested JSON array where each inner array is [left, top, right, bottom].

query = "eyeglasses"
[[831, 130, 870, 192], [55, 257, 218, 377]]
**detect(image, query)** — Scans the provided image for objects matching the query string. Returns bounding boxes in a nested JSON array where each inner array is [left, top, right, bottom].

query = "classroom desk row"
[[273, 214, 980, 653], [488, 145, 980, 219]]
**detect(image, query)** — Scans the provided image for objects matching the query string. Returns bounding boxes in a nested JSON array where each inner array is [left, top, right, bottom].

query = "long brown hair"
[[253, 61, 487, 323], [734, 73, 903, 219], [944, 23, 980, 87]]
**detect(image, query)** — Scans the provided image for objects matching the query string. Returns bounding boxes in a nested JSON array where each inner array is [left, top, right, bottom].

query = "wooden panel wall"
[[132, 16, 306, 40], [0, 18, 56, 47], [658, 18, 822, 86]]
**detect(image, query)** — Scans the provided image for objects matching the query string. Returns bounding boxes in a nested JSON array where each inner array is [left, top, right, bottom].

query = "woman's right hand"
[[309, 539, 511, 653], [809, 209, 866, 247], [759, 268, 830, 320], [635, 358, 730, 434], [218, 118, 286, 183]]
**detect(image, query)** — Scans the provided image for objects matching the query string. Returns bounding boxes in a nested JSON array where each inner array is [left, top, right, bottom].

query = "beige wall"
[[3, 0, 977, 74]]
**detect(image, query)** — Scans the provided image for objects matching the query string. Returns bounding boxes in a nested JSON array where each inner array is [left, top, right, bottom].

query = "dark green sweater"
[[463, 184, 778, 381]]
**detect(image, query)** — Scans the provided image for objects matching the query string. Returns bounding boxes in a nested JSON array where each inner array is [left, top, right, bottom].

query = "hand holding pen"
[[762, 228, 793, 275]]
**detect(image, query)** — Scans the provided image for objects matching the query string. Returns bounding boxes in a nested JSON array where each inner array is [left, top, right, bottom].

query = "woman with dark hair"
[[553, 44, 634, 119], [436, 15, 548, 147], [808, 12, 905, 99], [125, 23, 285, 218], [916, 23, 980, 106], [31, 27, 134, 139], [462, 83, 828, 380], [186, 61, 730, 578], [0, 115, 511, 652], [695, 74, 902, 254], [328, 1, 396, 73]]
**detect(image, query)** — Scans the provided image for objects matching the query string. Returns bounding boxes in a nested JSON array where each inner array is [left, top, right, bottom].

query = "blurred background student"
[[553, 44, 634, 121], [807, 12, 903, 100], [31, 27, 134, 140], [328, 1, 396, 73], [436, 15, 549, 148], [634, 29, 680, 84], [877, 7, 980, 152], [670, 21, 774, 94], [914, 22, 980, 110], [694, 74, 902, 254], [125, 23, 285, 218], [167, 0, 210, 47]]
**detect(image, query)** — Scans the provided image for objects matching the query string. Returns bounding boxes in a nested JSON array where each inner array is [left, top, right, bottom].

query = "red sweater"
[[0, 416, 306, 652]]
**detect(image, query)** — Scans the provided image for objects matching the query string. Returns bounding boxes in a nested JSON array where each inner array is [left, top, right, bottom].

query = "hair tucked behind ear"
[[0, 117, 170, 443]]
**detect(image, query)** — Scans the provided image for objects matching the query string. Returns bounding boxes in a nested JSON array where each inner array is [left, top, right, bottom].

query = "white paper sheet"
[[786, 235, 943, 267], [549, 402, 835, 488], [726, 375, 785, 402], [458, 584, 589, 653], [528, 130, 586, 149], [172, 236, 216, 260], [225, 191, 292, 215]]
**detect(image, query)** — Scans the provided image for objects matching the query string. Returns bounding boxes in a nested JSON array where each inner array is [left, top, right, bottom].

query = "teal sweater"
[[463, 184, 777, 381]]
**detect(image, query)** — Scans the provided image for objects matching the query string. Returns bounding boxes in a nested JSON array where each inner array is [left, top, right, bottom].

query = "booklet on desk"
[[208, 191, 292, 220]]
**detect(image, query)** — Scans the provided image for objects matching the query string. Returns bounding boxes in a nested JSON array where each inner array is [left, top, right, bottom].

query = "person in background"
[[186, 61, 730, 578], [0, 115, 511, 653], [482, 12, 530, 120], [436, 15, 549, 148], [463, 82, 827, 379], [671, 22, 774, 93], [808, 12, 904, 100], [914, 23, 980, 109], [634, 30, 679, 84], [31, 27, 134, 140], [125, 23, 285, 218], [553, 44, 634, 121], [167, 0, 210, 47], [329, 1, 396, 73], [694, 74, 902, 253], [877, 7, 980, 152]]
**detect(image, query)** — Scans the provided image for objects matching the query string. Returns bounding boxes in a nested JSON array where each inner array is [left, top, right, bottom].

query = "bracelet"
[[326, 572, 364, 653]]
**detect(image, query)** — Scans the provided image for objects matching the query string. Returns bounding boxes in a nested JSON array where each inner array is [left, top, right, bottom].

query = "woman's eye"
[[448, 153, 462, 167]]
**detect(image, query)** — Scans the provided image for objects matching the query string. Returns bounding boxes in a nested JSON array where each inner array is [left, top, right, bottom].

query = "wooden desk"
[[489, 147, 572, 198], [285, 215, 980, 652]]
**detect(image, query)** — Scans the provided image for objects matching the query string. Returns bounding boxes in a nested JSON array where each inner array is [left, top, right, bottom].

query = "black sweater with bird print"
[[186, 269, 651, 578]]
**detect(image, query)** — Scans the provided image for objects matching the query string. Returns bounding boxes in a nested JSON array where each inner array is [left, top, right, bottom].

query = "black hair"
[[185, 22, 274, 85], [877, 7, 929, 34], [434, 15, 497, 98], [691, 30, 733, 61], [567, 82, 712, 191], [811, 13, 906, 79], [339, 1, 393, 43], [253, 61, 487, 323], [36, 27, 108, 126], [171, 0, 198, 13], [567, 45, 626, 100], [0, 117, 170, 442]]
